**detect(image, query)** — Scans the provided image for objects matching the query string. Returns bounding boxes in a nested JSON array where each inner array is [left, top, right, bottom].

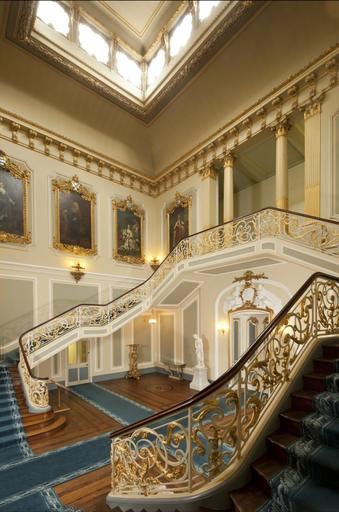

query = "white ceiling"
[[99, 1, 164, 36]]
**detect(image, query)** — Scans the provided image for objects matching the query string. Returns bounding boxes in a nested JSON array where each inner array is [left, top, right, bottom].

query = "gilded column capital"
[[274, 118, 290, 138], [224, 151, 236, 168], [200, 163, 217, 180], [304, 99, 322, 120]]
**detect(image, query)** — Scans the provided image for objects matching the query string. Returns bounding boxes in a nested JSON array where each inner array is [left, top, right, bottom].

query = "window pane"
[[198, 1, 220, 22], [37, 0, 70, 36], [170, 13, 193, 58], [147, 48, 165, 86], [79, 340, 87, 363], [116, 51, 142, 88], [68, 343, 77, 365], [78, 22, 109, 65]]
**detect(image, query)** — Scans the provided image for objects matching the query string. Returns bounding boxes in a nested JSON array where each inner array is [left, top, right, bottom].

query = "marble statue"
[[193, 334, 205, 368]]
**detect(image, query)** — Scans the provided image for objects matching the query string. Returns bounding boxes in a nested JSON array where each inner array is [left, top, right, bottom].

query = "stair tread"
[[26, 414, 66, 437], [267, 430, 298, 449], [280, 408, 307, 422], [292, 388, 318, 399], [252, 454, 286, 481], [304, 372, 329, 380], [230, 484, 268, 512]]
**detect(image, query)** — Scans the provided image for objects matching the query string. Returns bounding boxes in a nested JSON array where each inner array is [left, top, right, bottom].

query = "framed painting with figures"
[[167, 192, 192, 253], [0, 150, 31, 245], [52, 174, 97, 255], [112, 195, 144, 264]]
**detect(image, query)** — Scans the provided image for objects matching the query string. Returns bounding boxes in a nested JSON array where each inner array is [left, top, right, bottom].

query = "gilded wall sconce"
[[70, 262, 85, 283]]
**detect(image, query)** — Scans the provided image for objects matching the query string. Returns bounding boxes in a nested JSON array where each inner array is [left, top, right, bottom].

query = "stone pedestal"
[[190, 366, 209, 390]]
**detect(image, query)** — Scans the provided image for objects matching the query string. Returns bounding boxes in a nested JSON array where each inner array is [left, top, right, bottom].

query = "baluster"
[[188, 406, 192, 493]]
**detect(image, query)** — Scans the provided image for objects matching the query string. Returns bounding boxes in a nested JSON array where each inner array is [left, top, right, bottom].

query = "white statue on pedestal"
[[193, 334, 205, 368], [190, 334, 209, 391]]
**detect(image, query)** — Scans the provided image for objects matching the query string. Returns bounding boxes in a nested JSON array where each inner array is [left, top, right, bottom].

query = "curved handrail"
[[108, 272, 339, 499], [17, 207, 339, 410], [110, 271, 336, 439]]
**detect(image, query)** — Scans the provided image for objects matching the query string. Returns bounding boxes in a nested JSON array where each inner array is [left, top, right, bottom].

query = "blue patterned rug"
[[259, 369, 339, 511]]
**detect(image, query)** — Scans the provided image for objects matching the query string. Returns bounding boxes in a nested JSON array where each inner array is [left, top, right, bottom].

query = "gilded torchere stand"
[[126, 344, 140, 380]]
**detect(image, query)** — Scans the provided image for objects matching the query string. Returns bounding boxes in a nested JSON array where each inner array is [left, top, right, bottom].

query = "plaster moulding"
[[0, 46, 337, 198]]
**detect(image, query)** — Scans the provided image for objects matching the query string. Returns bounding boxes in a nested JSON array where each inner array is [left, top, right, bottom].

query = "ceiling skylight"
[[116, 51, 142, 89], [169, 13, 193, 58], [147, 49, 165, 86], [199, 1, 220, 21], [78, 23, 109, 64], [37, 0, 70, 37]]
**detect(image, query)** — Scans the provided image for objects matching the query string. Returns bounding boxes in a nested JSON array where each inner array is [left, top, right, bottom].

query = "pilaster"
[[304, 100, 322, 216]]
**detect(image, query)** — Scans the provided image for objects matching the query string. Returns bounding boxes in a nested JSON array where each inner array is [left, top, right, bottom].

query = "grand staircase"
[[230, 339, 339, 512]]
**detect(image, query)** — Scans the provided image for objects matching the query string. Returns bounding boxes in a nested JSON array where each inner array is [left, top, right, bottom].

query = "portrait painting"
[[167, 192, 192, 252], [53, 175, 96, 255], [113, 195, 144, 264], [0, 150, 31, 245]]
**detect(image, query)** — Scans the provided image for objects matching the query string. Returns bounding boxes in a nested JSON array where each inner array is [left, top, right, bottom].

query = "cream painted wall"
[[235, 163, 305, 217], [149, 1, 339, 171]]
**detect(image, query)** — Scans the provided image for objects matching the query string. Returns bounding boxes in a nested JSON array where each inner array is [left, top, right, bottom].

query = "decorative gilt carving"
[[0, 150, 31, 245], [304, 99, 322, 120], [232, 270, 268, 309], [224, 151, 235, 168], [274, 118, 290, 138], [52, 174, 97, 255], [200, 163, 217, 180]]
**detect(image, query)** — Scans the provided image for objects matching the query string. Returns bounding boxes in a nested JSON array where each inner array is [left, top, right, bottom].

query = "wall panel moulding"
[[0, 46, 337, 198]]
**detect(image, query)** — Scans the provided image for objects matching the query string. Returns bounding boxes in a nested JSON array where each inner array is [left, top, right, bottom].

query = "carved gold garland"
[[112, 195, 145, 264], [0, 150, 31, 245], [52, 174, 97, 255]]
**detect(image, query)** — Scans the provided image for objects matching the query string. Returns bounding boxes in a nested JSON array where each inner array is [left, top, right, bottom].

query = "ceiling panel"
[[160, 281, 200, 305]]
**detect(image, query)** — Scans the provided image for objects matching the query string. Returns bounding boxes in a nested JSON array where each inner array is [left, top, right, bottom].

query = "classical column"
[[274, 119, 290, 209], [223, 152, 235, 222], [199, 164, 217, 230], [304, 100, 321, 216]]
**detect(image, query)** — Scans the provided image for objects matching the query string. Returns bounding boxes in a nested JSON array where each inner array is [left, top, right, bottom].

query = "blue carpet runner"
[[70, 382, 154, 424], [259, 370, 339, 511]]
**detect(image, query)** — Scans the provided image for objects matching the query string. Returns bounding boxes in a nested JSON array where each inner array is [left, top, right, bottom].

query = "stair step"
[[323, 344, 339, 359], [291, 389, 318, 412], [22, 411, 54, 427], [279, 408, 307, 436], [252, 455, 286, 494], [0, 432, 20, 448], [303, 372, 328, 392], [313, 357, 339, 373], [266, 431, 298, 463], [25, 414, 67, 439], [229, 484, 268, 512]]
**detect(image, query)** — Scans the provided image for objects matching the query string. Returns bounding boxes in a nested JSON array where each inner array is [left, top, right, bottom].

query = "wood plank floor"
[[54, 373, 195, 511], [29, 387, 119, 454]]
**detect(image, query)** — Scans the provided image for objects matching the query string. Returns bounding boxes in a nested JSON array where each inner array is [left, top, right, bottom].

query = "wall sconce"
[[150, 257, 160, 272], [70, 262, 85, 284], [148, 309, 157, 325], [217, 321, 229, 335]]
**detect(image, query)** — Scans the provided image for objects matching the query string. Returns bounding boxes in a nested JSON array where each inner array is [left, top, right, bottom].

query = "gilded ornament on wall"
[[0, 150, 31, 245], [112, 195, 145, 264], [52, 174, 97, 255], [167, 192, 192, 252]]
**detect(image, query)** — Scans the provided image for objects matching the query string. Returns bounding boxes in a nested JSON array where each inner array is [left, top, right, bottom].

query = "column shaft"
[[199, 165, 217, 230], [304, 102, 321, 216], [275, 120, 290, 209], [223, 152, 235, 222]]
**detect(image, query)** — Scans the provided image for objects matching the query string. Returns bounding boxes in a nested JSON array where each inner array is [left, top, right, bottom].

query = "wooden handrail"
[[110, 271, 339, 439], [17, 207, 338, 383]]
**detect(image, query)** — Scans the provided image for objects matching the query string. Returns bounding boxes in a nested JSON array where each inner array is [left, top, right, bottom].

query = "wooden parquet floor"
[[53, 373, 195, 511], [29, 387, 119, 454]]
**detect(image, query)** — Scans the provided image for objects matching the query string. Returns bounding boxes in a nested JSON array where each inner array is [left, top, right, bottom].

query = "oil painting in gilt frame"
[[167, 192, 192, 252], [0, 150, 31, 245], [52, 174, 97, 255], [112, 195, 144, 264]]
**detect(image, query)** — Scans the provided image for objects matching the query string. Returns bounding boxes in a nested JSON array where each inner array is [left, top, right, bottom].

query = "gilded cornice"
[[0, 46, 338, 198]]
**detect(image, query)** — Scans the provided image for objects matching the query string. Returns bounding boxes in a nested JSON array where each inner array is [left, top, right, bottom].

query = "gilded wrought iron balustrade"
[[108, 273, 339, 499], [17, 208, 338, 410]]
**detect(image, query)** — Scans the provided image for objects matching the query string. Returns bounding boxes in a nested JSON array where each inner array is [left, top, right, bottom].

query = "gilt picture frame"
[[52, 174, 97, 255], [112, 195, 144, 264], [0, 150, 31, 245], [167, 192, 192, 253]]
